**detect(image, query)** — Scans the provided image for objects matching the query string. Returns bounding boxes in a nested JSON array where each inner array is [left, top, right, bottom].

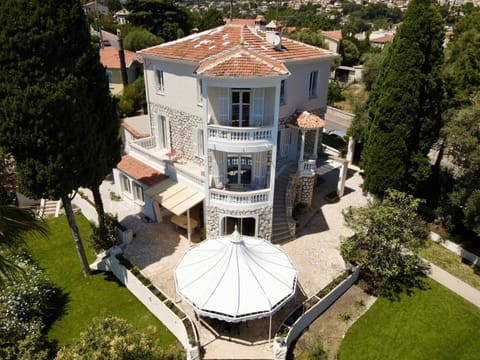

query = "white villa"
[[112, 17, 343, 244]]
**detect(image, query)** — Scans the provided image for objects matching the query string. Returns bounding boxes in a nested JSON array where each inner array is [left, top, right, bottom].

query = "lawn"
[[419, 240, 480, 291], [26, 215, 177, 349], [338, 278, 480, 360]]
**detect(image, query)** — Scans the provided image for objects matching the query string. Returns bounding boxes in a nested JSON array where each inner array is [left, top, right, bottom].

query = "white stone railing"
[[209, 188, 270, 206], [94, 254, 201, 360], [132, 136, 156, 149], [207, 125, 274, 142], [299, 159, 316, 176]]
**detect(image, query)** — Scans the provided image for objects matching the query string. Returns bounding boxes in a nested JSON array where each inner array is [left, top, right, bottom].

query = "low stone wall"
[[72, 193, 98, 225], [273, 267, 360, 359], [430, 232, 480, 267], [94, 254, 200, 360]]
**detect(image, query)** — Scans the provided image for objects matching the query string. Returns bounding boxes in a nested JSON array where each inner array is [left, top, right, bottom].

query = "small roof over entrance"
[[144, 179, 204, 216]]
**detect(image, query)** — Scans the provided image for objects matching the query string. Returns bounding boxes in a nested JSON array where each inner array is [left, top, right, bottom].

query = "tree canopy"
[[56, 316, 184, 360], [125, 0, 192, 41], [361, 0, 445, 196], [0, 0, 121, 275], [340, 189, 428, 295]]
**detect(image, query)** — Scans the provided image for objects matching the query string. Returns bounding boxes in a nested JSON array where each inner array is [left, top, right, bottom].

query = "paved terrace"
[[99, 165, 369, 359]]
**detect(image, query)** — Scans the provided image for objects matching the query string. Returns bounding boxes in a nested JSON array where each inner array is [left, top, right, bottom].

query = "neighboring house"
[[370, 33, 394, 48], [114, 8, 130, 25], [113, 19, 339, 242], [99, 47, 143, 94], [82, 1, 109, 16], [321, 30, 342, 54]]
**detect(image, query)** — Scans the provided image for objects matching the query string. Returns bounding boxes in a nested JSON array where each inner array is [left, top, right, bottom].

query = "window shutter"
[[192, 127, 198, 156], [252, 152, 268, 189], [252, 88, 265, 126], [218, 88, 230, 123]]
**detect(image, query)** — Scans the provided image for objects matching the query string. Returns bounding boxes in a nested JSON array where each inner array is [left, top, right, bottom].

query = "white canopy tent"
[[175, 227, 297, 338]]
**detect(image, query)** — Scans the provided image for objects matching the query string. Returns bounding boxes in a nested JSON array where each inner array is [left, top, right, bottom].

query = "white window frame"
[[120, 173, 131, 195], [280, 79, 286, 105], [309, 70, 318, 97], [133, 182, 144, 204], [156, 114, 170, 150], [231, 89, 251, 127], [154, 68, 165, 94], [192, 127, 204, 158]]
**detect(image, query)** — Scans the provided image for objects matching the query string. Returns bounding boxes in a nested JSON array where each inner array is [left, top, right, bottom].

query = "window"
[[309, 71, 318, 97], [231, 89, 250, 127], [106, 69, 112, 85], [155, 68, 164, 94], [133, 182, 144, 203], [193, 128, 204, 158], [120, 174, 131, 194], [280, 80, 286, 104], [227, 154, 252, 185], [196, 79, 203, 105], [156, 115, 169, 150]]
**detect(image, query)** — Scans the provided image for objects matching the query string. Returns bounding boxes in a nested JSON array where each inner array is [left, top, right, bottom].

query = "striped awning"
[[145, 179, 204, 216]]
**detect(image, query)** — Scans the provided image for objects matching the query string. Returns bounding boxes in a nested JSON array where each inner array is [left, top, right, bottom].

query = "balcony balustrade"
[[209, 188, 270, 207], [207, 125, 274, 152]]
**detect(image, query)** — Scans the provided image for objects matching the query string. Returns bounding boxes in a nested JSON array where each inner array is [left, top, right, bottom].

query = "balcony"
[[209, 188, 271, 210], [207, 125, 274, 152]]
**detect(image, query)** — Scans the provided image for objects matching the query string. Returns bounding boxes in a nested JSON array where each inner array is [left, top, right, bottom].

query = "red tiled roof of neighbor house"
[[138, 24, 337, 77], [117, 155, 166, 187], [322, 30, 342, 41], [225, 18, 256, 27], [100, 47, 142, 69], [289, 110, 325, 129]]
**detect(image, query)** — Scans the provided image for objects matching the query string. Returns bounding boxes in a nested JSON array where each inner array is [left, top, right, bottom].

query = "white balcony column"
[[312, 128, 319, 160], [346, 136, 356, 163], [202, 79, 210, 208], [298, 130, 306, 172], [268, 82, 281, 205], [337, 159, 349, 197]]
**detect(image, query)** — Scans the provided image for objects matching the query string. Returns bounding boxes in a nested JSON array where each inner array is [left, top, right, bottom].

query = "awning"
[[144, 178, 204, 216]]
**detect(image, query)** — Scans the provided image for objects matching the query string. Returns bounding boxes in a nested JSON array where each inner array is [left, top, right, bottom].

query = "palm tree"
[[0, 205, 49, 283]]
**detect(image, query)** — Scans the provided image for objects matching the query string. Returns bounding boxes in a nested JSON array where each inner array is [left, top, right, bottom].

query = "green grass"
[[419, 240, 480, 291], [338, 278, 480, 360], [26, 215, 177, 348]]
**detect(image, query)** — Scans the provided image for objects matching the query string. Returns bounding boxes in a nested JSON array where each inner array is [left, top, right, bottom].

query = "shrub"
[[0, 251, 61, 359], [88, 213, 120, 252]]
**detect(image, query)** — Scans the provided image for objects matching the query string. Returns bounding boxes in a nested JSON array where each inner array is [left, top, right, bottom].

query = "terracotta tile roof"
[[138, 24, 336, 77], [289, 111, 325, 129], [322, 30, 342, 41], [226, 18, 255, 27], [117, 155, 166, 187], [99, 47, 142, 69], [195, 46, 289, 77]]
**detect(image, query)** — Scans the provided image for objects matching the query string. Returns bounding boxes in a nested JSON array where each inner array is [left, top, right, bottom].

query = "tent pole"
[[269, 315, 272, 342], [187, 208, 191, 244]]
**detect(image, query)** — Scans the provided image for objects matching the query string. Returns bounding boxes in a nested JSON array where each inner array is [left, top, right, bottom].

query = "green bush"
[[88, 213, 120, 252]]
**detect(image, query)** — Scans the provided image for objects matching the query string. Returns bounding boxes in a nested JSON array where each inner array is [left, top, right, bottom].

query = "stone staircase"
[[38, 199, 63, 217], [271, 163, 297, 244]]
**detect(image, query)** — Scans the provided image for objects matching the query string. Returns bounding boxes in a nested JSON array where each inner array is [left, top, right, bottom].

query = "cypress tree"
[[361, 0, 444, 196], [0, 0, 121, 275]]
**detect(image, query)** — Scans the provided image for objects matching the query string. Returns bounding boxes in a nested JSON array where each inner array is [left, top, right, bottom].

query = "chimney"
[[265, 20, 282, 50], [255, 15, 266, 31]]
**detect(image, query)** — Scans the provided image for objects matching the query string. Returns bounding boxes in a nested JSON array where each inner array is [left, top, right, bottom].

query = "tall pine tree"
[[0, 0, 121, 275], [361, 0, 444, 196]]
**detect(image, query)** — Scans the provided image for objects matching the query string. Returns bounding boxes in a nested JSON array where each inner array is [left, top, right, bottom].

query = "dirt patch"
[[290, 284, 376, 359]]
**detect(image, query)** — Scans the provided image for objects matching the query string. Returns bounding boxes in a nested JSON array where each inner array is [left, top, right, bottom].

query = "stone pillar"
[[313, 128, 319, 160], [298, 130, 306, 172], [336, 160, 349, 197], [300, 176, 316, 207], [346, 136, 356, 163]]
